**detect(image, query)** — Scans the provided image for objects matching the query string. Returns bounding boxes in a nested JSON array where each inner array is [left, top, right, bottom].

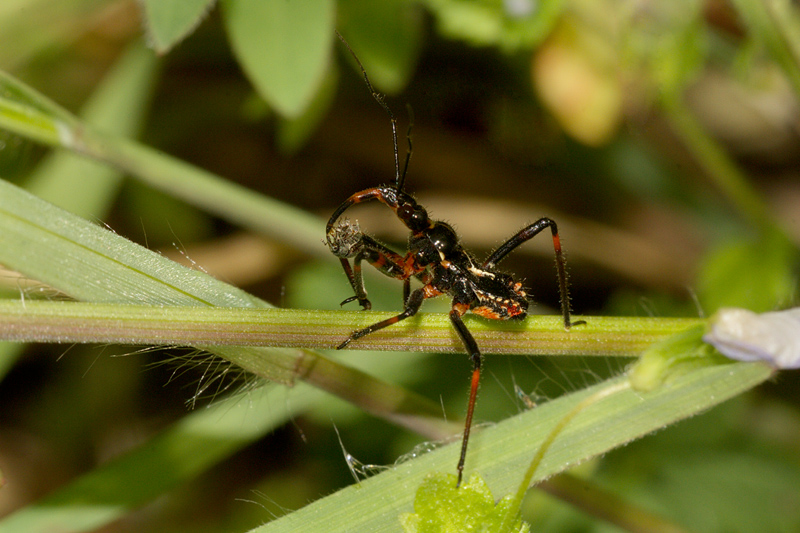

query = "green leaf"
[[337, 0, 423, 93], [139, 0, 216, 53], [221, 0, 335, 118], [399, 473, 529, 533], [697, 229, 798, 313], [421, 0, 564, 51], [276, 63, 338, 154]]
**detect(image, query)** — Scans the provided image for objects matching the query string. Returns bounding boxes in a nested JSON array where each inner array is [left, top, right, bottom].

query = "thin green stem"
[[0, 300, 703, 356], [661, 93, 773, 232]]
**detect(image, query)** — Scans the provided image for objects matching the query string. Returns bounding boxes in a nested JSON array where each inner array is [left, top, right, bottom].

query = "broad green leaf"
[[337, 0, 423, 93], [221, 0, 335, 118], [276, 62, 339, 154], [139, 0, 217, 53], [400, 473, 529, 533]]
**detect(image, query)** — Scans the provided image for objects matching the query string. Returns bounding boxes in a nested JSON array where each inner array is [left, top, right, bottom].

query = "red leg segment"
[[448, 302, 482, 487]]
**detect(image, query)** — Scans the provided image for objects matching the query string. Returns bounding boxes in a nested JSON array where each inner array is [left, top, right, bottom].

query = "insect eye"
[[410, 207, 428, 226], [399, 203, 428, 231], [398, 204, 414, 219]]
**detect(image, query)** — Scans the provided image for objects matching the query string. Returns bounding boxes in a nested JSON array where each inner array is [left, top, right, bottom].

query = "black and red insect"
[[328, 32, 581, 487]]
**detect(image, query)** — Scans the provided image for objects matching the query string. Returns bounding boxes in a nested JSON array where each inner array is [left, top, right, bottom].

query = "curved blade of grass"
[[0, 66, 326, 257], [255, 358, 772, 532]]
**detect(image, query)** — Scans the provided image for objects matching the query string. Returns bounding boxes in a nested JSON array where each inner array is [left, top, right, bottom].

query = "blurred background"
[[1, 0, 799, 531]]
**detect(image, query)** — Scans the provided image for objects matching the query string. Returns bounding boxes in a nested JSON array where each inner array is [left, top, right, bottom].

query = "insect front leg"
[[327, 219, 411, 309], [336, 257, 371, 310]]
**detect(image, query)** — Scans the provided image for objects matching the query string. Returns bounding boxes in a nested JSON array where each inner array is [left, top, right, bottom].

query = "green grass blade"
[[0, 66, 325, 256], [0, 383, 315, 533], [255, 359, 772, 532], [0, 176, 448, 431], [25, 42, 158, 218]]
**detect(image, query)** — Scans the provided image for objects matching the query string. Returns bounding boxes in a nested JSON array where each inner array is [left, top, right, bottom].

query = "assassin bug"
[[327, 32, 581, 487]]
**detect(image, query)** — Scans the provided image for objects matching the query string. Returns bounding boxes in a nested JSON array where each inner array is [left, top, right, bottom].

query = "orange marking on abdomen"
[[471, 306, 503, 320]]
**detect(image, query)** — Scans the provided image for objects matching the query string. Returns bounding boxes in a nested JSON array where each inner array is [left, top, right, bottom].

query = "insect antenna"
[[335, 30, 407, 192], [399, 104, 414, 192]]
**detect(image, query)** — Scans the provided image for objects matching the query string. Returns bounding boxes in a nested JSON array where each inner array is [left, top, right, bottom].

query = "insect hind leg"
[[482, 217, 582, 329], [449, 302, 482, 487]]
